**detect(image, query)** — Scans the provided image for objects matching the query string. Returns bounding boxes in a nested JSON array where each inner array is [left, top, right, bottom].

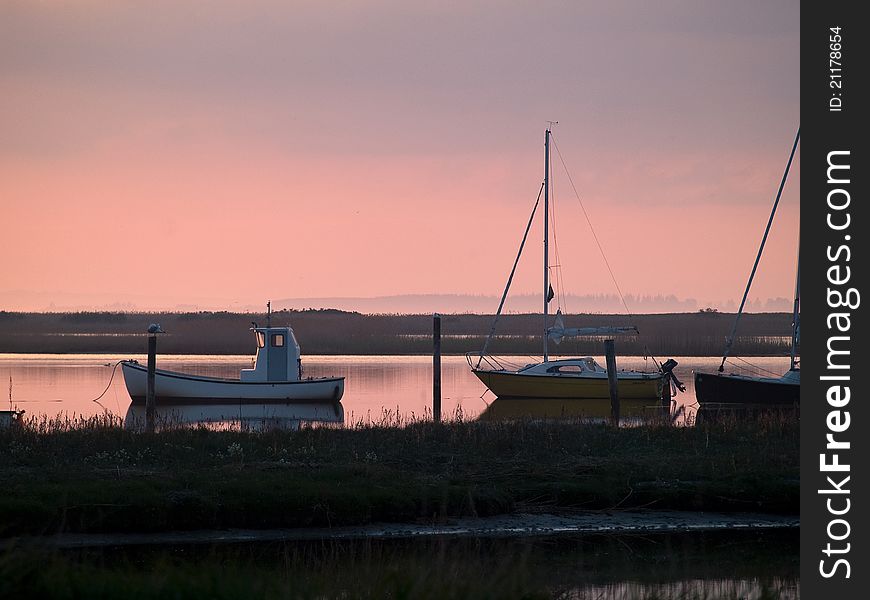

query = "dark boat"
[[694, 369, 799, 406], [694, 129, 800, 407]]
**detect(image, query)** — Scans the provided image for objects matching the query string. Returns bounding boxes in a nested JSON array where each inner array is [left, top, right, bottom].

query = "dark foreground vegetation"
[[0, 309, 795, 355], [1, 413, 798, 539], [0, 530, 798, 599]]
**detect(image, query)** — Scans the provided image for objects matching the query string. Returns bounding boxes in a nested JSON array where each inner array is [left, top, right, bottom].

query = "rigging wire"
[[548, 144, 568, 313], [477, 182, 546, 368], [551, 134, 633, 318], [719, 128, 801, 372], [725, 356, 784, 378], [551, 134, 661, 369]]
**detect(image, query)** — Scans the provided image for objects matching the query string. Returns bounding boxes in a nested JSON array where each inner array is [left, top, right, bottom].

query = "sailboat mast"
[[543, 129, 550, 362], [718, 127, 800, 372], [790, 244, 800, 371]]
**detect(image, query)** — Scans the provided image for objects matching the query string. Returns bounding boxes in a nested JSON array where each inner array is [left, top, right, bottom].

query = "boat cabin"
[[240, 326, 302, 382], [519, 357, 607, 376]]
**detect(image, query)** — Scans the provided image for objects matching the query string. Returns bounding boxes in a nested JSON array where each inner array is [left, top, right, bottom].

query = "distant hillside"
[[1, 291, 794, 314], [273, 293, 791, 314], [272, 293, 701, 314]]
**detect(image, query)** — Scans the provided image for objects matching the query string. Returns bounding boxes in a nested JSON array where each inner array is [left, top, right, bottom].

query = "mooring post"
[[433, 313, 442, 423], [146, 332, 157, 433], [604, 339, 619, 426]]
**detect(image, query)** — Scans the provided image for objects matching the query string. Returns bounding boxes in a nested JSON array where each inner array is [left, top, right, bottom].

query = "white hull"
[[121, 361, 344, 405]]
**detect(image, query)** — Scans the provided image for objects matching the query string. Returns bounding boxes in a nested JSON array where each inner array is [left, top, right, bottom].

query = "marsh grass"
[[0, 310, 794, 356], [0, 410, 798, 537]]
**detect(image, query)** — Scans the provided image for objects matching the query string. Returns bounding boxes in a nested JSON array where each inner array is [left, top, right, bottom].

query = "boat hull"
[[122, 361, 344, 405], [693, 370, 799, 406], [473, 369, 663, 400]]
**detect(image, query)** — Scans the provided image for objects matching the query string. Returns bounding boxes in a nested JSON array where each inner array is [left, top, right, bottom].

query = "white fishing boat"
[[470, 128, 673, 401], [2, 377, 24, 427], [1, 410, 25, 428], [122, 314, 344, 406]]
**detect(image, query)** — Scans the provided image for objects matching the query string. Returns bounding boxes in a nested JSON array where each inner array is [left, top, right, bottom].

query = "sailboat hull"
[[694, 370, 799, 406], [473, 369, 663, 400]]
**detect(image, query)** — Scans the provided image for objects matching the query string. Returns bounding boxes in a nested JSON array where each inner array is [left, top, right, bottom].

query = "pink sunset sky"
[[1, 1, 799, 313]]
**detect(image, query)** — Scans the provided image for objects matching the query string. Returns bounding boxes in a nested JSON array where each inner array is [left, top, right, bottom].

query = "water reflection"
[[0, 354, 795, 425], [694, 402, 800, 425], [123, 401, 344, 431], [574, 577, 798, 599], [36, 529, 798, 598], [478, 396, 668, 423]]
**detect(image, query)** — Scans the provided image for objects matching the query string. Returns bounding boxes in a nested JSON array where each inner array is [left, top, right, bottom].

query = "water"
[[1, 353, 794, 424], [2, 356, 799, 595], [17, 530, 799, 598]]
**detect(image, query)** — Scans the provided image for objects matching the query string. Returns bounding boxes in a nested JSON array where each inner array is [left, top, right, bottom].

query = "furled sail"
[[547, 310, 639, 345]]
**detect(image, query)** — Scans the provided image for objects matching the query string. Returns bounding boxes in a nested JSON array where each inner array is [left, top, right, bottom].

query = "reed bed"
[[0, 310, 795, 356], [1, 411, 798, 538]]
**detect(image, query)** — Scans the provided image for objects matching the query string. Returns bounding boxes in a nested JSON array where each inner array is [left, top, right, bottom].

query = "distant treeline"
[[0, 309, 796, 356]]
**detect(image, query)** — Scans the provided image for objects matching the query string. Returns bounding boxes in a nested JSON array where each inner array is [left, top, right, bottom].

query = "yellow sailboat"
[[474, 359, 662, 400], [470, 128, 670, 402]]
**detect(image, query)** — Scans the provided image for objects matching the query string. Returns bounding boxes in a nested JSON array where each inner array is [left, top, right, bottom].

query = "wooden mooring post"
[[145, 323, 164, 433], [604, 339, 620, 426], [146, 333, 157, 433], [433, 313, 442, 423]]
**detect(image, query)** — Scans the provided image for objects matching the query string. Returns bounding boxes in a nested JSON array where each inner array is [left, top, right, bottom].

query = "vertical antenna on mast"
[[543, 128, 550, 362], [543, 121, 558, 363]]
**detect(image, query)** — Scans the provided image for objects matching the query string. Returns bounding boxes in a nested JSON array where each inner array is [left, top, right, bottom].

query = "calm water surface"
[[1, 354, 794, 424], [3, 355, 799, 594], [41, 530, 798, 598]]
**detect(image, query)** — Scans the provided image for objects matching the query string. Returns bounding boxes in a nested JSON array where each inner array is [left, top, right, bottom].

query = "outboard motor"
[[660, 358, 686, 393]]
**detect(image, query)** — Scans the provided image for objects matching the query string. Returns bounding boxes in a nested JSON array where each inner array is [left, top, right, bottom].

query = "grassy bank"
[[0, 414, 798, 537], [0, 309, 794, 355]]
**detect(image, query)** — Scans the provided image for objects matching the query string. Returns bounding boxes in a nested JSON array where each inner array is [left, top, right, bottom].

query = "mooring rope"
[[91, 360, 124, 413]]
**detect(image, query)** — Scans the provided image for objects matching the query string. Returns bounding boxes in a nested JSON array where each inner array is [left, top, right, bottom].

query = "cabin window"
[[547, 364, 584, 374], [271, 333, 285, 347], [256, 332, 266, 348]]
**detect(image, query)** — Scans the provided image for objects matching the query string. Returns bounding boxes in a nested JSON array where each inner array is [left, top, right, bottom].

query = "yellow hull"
[[473, 369, 663, 400]]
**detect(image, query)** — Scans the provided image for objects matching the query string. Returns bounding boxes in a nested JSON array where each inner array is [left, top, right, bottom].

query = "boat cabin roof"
[[250, 325, 298, 350], [251, 325, 291, 332], [519, 357, 606, 375]]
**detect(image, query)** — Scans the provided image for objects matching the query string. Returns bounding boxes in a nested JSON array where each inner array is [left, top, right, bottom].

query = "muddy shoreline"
[[30, 510, 799, 549]]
